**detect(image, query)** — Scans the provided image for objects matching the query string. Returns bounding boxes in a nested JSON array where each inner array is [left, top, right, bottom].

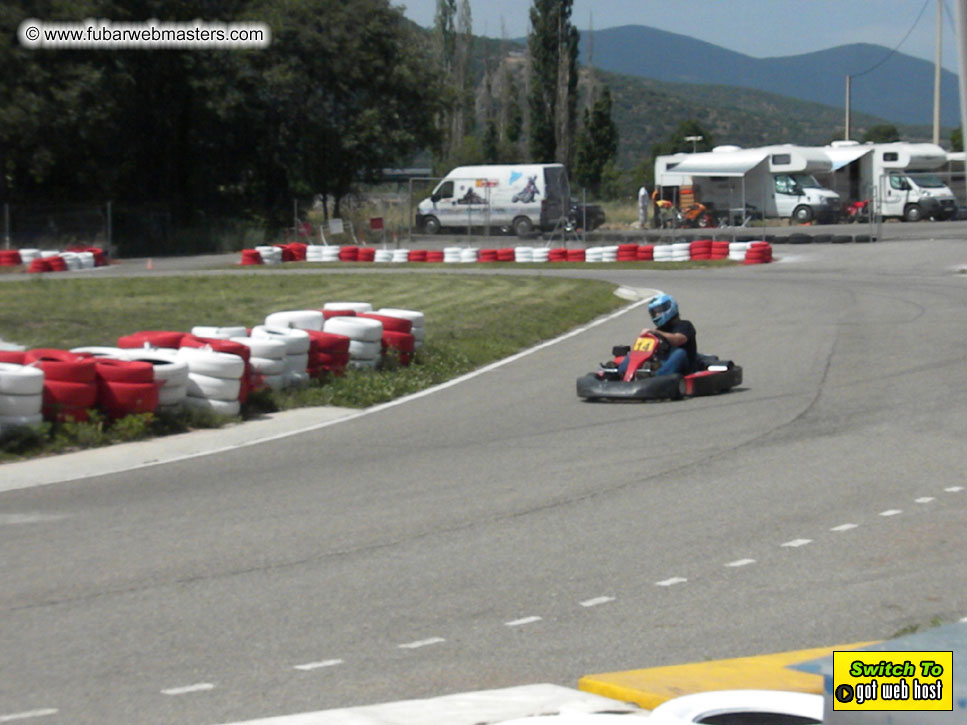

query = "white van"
[[873, 144, 957, 221], [416, 164, 570, 237]]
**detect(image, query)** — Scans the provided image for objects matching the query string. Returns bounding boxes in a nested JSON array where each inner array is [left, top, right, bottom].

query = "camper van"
[[416, 164, 570, 237], [870, 143, 957, 221], [654, 145, 841, 225]]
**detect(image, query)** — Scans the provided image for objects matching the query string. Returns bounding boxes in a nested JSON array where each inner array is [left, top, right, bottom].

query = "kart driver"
[[617, 293, 697, 377]]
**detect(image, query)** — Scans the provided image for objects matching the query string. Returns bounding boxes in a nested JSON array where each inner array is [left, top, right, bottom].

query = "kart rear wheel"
[[673, 377, 686, 400]]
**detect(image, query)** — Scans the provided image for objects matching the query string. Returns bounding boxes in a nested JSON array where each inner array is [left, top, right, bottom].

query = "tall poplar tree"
[[527, 0, 578, 165]]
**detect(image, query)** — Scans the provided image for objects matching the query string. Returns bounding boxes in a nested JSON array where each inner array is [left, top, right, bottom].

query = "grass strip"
[[0, 272, 626, 460]]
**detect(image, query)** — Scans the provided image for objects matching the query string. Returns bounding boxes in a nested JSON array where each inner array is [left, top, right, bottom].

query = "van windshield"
[[909, 174, 946, 188], [791, 174, 822, 189]]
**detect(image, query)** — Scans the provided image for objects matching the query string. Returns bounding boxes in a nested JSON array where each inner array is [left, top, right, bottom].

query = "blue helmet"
[[649, 293, 679, 327]]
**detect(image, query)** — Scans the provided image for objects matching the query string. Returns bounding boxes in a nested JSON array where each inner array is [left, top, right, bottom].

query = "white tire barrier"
[[392, 249, 410, 263], [175, 346, 246, 379], [183, 395, 241, 417], [255, 245, 283, 265], [19, 249, 40, 265], [459, 248, 478, 263], [186, 373, 241, 401], [158, 383, 189, 407], [323, 301, 372, 313], [250, 325, 311, 354], [348, 340, 380, 359], [585, 247, 604, 263], [0, 392, 43, 418], [531, 247, 549, 263], [229, 336, 286, 360], [306, 245, 340, 263], [0, 363, 45, 395], [323, 316, 383, 365], [514, 246, 533, 263], [191, 325, 248, 339], [77, 252, 96, 269], [653, 244, 675, 262], [0, 412, 44, 435], [249, 356, 286, 376], [729, 241, 752, 261], [264, 310, 324, 331], [443, 246, 463, 263], [118, 348, 189, 409], [70, 346, 127, 358], [373, 249, 393, 263], [376, 308, 425, 348]]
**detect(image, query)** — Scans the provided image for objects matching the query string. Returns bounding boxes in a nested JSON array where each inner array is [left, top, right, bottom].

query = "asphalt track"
[[2, 236, 967, 724]]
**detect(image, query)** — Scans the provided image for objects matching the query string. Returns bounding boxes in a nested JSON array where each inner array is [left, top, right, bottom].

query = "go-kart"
[[576, 331, 742, 401]]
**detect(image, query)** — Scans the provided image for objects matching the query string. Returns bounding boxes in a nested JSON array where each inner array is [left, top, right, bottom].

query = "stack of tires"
[[93, 358, 159, 419], [306, 245, 340, 263], [322, 315, 383, 369], [443, 247, 463, 263], [374, 249, 394, 263], [25, 349, 98, 422], [548, 248, 568, 263], [566, 249, 586, 262], [617, 244, 639, 262], [728, 241, 751, 262], [304, 331, 351, 377], [250, 325, 311, 387], [426, 250, 444, 262], [360, 313, 415, 366], [744, 242, 773, 264], [109, 349, 190, 411], [514, 246, 533, 263], [375, 308, 425, 350], [338, 246, 359, 262], [0, 250, 22, 267], [407, 250, 428, 263], [264, 310, 324, 332], [255, 246, 283, 265], [585, 247, 604, 263], [177, 346, 246, 416], [118, 330, 187, 350], [0, 362, 44, 433], [637, 245, 654, 261], [231, 335, 288, 390], [710, 240, 731, 260], [181, 336, 254, 403], [689, 240, 713, 260], [240, 249, 263, 266]]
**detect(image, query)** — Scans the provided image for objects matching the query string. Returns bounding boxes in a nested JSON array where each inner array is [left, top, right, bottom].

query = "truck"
[[654, 145, 841, 225], [415, 164, 570, 237]]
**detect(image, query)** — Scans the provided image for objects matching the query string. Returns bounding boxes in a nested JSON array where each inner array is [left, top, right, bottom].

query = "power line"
[[852, 0, 931, 78]]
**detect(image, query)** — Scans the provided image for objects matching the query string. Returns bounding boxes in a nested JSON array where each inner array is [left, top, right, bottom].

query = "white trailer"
[[654, 145, 841, 224]]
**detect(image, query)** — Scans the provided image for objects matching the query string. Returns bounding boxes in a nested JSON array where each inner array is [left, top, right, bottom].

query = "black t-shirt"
[[660, 318, 697, 372]]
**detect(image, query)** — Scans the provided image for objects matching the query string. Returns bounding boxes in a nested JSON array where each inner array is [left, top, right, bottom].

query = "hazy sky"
[[397, 0, 961, 71]]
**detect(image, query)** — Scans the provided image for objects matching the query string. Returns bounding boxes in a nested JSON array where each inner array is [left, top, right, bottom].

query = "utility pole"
[[845, 75, 851, 140], [934, 0, 943, 145]]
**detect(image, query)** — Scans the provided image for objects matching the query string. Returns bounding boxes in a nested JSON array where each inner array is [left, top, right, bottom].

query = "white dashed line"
[[580, 596, 615, 608], [161, 683, 214, 696], [505, 616, 542, 627], [0, 710, 59, 723], [655, 577, 687, 587], [915, 497, 935, 504], [725, 559, 756, 568], [831, 524, 858, 532], [294, 659, 343, 671], [781, 539, 813, 548], [880, 509, 902, 517], [398, 638, 446, 649], [945, 486, 964, 493]]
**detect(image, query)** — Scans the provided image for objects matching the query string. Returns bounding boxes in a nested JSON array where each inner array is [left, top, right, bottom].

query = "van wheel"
[[422, 216, 441, 234], [903, 204, 923, 222], [513, 216, 533, 238], [792, 205, 813, 224]]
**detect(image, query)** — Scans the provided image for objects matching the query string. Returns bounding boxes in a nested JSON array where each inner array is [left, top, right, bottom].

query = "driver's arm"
[[646, 328, 688, 347]]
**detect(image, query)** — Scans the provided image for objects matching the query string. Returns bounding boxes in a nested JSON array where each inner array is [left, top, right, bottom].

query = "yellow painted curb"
[[578, 641, 878, 710]]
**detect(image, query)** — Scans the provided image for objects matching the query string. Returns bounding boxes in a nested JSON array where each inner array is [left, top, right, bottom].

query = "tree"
[[573, 87, 618, 196], [951, 128, 962, 152], [528, 0, 578, 164], [861, 124, 900, 143]]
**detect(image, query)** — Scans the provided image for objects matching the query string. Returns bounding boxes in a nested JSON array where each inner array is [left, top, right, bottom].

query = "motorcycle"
[[576, 331, 742, 402]]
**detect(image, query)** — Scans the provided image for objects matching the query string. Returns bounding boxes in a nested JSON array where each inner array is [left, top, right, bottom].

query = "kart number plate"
[[633, 337, 657, 353]]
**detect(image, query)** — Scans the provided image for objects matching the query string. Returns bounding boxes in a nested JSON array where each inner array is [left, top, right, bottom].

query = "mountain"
[[579, 25, 959, 127]]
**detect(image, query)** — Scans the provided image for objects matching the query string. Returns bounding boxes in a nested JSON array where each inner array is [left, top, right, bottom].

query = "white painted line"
[[655, 577, 687, 587], [725, 558, 756, 567], [294, 659, 343, 671], [781, 539, 813, 548], [505, 616, 542, 627], [0, 711, 58, 723], [161, 683, 215, 696], [580, 596, 615, 608], [879, 509, 902, 517], [398, 637, 445, 649], [915, 497, 935, 504], [945, 486, 964, 493], [831, 524, 858, 532]]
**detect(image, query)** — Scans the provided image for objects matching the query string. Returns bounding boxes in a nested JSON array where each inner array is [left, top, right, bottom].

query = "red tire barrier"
[[426, 250, 444, 263], [0, 250, 22, 266], [25, 349, 97, 383], [118, 331, 187, 349], [497, 248, 515, 262], [358, 313, 412, 334], [381, 330, 415, 366], [710, 241, 731, 260], [548, 248, 568, 262], [28, 258, 52, 274], [408, 250, 428, 262], [637, 245, 654, 261], [287, 242, 308, 261], [617, 244, 639, 262], [304, 330, 352, 353], [567, 249, 586, 262], [181, 336, 252, 402], [0, 351, 26, 364], [478, 249, 499, 263], [94, 358, 155, 384], [47, 256, 68, 272], [97, 380, 160, 419], [338, 246, 359, 262], [357, 247, 376, 262], [42, 378, 98, 422], [744, 242, 773, 264], [240, 249, 263, 265], [322, 308, 357, 320]]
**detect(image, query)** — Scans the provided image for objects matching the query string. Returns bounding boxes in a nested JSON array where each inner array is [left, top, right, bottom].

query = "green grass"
[[0, 272, 626, 460]]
